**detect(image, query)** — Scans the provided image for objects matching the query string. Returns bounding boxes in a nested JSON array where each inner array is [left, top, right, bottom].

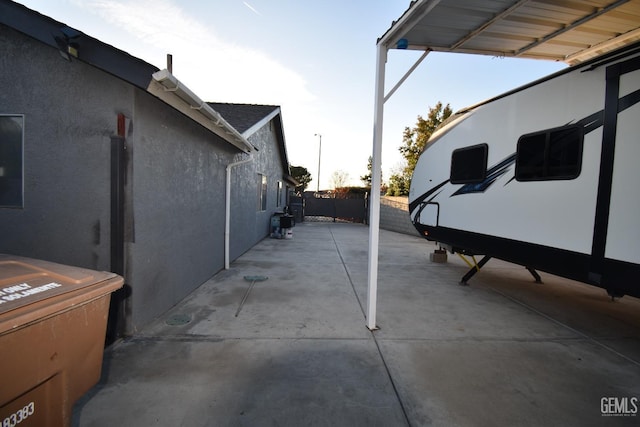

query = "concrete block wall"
[[379, 196, 419, 237]]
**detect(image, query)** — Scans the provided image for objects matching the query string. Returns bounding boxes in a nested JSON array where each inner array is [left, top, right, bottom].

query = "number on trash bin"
[[3, 402, 34, 427]]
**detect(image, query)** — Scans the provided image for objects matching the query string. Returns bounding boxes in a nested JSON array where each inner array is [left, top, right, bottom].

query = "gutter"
[[225, 157, 254, 269], [149, 69, 254, 153]]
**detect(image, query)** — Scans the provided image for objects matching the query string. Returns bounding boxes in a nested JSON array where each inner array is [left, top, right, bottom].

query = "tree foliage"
[[400, 101, 453, 174], [360, 156, 382, 188], [386, 172, 410, 197], [290, 165, 312, 193], [360, 156, 373, 187], [387, 102, 453, 196]]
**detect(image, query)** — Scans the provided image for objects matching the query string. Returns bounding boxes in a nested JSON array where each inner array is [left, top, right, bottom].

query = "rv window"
[[516, 125, 583, 181], [450, 143, 488, 184], [0, 115, 24, 208]]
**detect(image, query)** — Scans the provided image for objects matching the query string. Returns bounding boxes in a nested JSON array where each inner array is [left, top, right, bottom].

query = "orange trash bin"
[[0, 254, 124, 427]]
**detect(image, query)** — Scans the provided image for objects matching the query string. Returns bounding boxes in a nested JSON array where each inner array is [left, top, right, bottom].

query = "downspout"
[[225, 157, 253, 269]]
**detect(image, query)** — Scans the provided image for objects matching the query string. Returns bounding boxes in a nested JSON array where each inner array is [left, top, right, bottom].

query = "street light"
[[314, 133, 322, 192]]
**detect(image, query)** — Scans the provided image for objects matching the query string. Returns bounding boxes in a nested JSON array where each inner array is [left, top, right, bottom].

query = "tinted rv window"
[[516, 125, 583, 181], [450, 143, 488, 184]]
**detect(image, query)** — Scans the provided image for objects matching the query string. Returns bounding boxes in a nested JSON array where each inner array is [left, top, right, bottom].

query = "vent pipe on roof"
[[167, 54, 173, 73]]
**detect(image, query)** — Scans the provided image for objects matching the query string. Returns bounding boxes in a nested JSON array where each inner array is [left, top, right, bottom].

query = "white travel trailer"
[[409, 43, 640, 298]]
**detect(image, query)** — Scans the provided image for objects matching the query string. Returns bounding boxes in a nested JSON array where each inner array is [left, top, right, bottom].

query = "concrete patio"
[[73, 222, 640, 426]]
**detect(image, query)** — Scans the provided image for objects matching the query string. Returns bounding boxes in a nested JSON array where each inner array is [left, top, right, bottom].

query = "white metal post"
[[366, 43, 387, 330]]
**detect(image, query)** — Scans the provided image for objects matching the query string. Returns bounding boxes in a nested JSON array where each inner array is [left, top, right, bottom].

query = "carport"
[[366, 0, 640, 330]]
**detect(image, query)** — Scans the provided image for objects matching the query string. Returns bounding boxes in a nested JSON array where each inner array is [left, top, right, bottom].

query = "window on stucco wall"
[[276, 181, 282, 207], [0, 115, 24, 208], [258, 174, 267, 211]]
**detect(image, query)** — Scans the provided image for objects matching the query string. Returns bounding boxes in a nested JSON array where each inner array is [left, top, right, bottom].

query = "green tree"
[[360, 156, 383, 189], [386, 172, 410, 196], [290, 165, 312, 193], [360, 156, 372, 187], [400, 101, 453, 174], [387, 102, 453, 196]]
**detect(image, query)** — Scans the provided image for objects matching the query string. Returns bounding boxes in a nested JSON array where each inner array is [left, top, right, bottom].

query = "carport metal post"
[[366, 43, 386, 330], [366, 40, 429, 331]]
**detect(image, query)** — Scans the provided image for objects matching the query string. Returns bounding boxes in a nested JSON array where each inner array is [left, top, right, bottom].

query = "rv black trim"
[[411, 81, 640, 211], [590, 54, 640, 278], [413, 223, 640, 298]]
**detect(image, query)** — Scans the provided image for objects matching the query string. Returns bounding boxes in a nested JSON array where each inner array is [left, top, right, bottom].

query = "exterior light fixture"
[[53, 27, 81, 61]]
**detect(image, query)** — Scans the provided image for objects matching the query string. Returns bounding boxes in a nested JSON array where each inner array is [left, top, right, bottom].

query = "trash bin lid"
[[0, 254, 124, 334]]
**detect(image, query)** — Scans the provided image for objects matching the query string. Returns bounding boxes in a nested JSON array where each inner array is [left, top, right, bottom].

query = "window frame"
[[276, 181, 282, 208], [257, 173, 267, 211], [0, 114, 25, 208], [450, 143, 488, 184], [515, 124, 584, 182]]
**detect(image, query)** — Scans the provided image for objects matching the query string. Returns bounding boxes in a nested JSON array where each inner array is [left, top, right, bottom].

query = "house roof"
[[379, 0, 640, 65], [207, 103, 280, 135], [207, 103, 296, 185], [148, 71, 254, 153]]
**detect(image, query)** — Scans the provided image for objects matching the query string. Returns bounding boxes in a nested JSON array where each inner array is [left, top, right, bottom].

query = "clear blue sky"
[[17, 0, 566, 190]]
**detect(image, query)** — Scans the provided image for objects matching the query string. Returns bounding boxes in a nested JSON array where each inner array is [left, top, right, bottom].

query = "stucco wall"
[[126, 92, 239, 330], [229, 122, 287, 261], [0, 26, 131, 270]]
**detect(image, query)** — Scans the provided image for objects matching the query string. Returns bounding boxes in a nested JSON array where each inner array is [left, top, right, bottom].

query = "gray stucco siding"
[[0, 25, 132, 271], [229, 122, 287, 261], [127, 91, 239, 329]]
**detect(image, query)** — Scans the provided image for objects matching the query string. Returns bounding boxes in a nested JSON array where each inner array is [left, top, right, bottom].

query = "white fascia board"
[[148, 69, 253, 153], [242, 107, 281, 139], [377, 0, 442, 49]]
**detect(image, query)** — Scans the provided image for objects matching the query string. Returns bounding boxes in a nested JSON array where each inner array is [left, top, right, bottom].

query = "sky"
[[16, 0, 567, 190]]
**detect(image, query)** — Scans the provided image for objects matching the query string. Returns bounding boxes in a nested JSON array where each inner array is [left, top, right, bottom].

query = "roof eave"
[[241, 106, 281, 139], [148, 69, 253, 153]]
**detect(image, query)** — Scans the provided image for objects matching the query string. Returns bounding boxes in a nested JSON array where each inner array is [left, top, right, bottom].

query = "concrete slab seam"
[[488, 286, 640, 367], [328, 224, 413, 427]]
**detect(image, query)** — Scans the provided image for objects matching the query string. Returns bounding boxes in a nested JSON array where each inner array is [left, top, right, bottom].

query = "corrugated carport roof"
[[378, 0, 640, 65]]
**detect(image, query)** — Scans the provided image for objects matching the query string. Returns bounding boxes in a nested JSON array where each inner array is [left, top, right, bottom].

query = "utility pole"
[[314, 133, 322, 192]]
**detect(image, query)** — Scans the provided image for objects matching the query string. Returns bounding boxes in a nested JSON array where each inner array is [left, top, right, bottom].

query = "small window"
[[0, 115, 24, 208], [516, 125, 583, 181], [257, 174, 267, 211], [450, 143, 488, 184], [276, 181, 282, 207]]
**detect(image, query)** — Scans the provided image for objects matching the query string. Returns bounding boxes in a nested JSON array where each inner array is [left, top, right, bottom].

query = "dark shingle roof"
[[207, 103, 279, 135]]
